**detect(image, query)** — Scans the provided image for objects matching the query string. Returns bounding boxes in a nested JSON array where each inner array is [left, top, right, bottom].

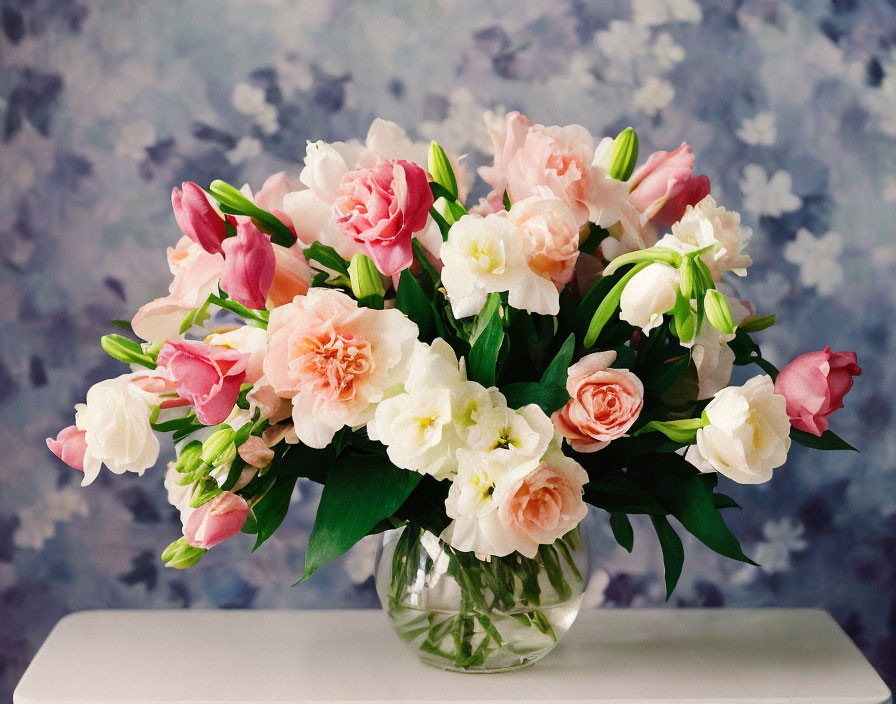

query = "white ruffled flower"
[[660, 195, 752, 280], [618, 262, 680, 333], [465, 404, 554, 464], [441, 213, 550, 317], [686, 375, 791, 484], [689, 296, 751, 400], [74, 374, 160, 486]]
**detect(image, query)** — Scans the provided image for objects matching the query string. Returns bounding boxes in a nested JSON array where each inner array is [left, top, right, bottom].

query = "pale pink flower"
[[206, 326, 268, 385], [496, 447, 589, 558], [183, 492, 249, 549], [263, 289, 418, 447], [131, 236, 224, 342], [267, 242, 311, 309], [238, 435, 275, 468], [505, 194, 580, 289], [46, 425, 88, 473], [552, 351, 644, 452], [157, 340, 249, 425], [332, 158, 433, 276]]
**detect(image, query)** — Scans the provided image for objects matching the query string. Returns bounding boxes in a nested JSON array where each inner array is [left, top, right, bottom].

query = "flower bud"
[[161, 537, 206, 569], [348, 253, 386, 306], [172, 182, 228, 254], [175, 441, 204, 474], [427, 141, 458, 200], [704, 289, 736, 334], [679, 258, 698, 300], [100, 334, 158, 369], [608, 127, 639, 181], [201, 428, 236, 466]]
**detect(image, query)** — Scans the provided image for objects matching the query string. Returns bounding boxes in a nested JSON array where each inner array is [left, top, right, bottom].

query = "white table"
[[14, 608, 891, 703]]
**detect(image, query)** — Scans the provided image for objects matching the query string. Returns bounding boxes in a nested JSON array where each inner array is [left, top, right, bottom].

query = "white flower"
[[686, 375, 791, 484], [441, 213, 548, 317], [633, 76, 675, 117], [736, 112, 777, 146], [74, 374, 160, 486], [739, 164, 802, 217], [595, 21, 651, 62], [226, 136, 262, 164], [633, 0, 702, 26], [689, 296, 751, 400], [653, 32, 686, 69], [465, 404, 554, 464], [660, 195, 752, 280], [619, 262, 680, 333], [783, 228, 844, 296]]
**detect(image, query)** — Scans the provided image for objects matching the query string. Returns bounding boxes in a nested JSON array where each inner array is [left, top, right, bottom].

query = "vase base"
[[417, 649, 550, 674]]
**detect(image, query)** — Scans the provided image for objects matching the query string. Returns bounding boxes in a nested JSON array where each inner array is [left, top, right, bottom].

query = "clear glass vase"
[[374, 523, 589, 673]]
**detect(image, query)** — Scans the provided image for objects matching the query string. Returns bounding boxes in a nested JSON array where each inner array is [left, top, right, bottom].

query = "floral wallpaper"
[[2, 0, 895, 697]]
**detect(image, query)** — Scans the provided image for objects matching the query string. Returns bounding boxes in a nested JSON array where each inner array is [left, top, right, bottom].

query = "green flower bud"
[[201, 428, 236, 466], [608, 127, 639, 181], [100, 334, 157, 369], [348, 253, 386, 307], [672, 293, 696, 344], [161, 537, 206, 569], [704, 289, 736, 334], [176, 441, 204, 474], [679, 259, 698, 300], [427, 141, 458, 200]]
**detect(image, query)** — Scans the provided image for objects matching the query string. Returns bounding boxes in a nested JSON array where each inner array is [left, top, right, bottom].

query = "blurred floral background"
[[2, 0, 895, 697]]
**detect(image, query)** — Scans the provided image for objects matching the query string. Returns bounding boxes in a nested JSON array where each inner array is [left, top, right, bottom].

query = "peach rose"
[[496, 445, 589, 557], [505, 193, 580, 289], [552, 350, 644, 452], [263, 288, 418, 448]]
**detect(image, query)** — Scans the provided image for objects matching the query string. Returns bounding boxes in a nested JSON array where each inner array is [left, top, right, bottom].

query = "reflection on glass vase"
[[374, 523, 589, 673]]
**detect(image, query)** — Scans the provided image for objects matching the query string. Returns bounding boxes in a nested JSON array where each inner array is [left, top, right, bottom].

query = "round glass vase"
[[374, 523, 589, 673]]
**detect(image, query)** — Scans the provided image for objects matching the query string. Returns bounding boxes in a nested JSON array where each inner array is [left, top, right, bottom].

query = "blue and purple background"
[[1, 1, 894, 697]]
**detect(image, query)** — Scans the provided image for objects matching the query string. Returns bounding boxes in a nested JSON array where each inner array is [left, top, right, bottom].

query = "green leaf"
[[500, 382, 569, 415], [251, 472, 299, 551], [467, 293, 503, 386], [111, 319, 134, 332], [740, 314, 776, 333], [790, 427, 858, 452], [609, 512, 634, 552], [208, 294, 268, 326], [303, 242, 350, 278], [208, 180, 294, 247], [540, 333, 575, 388], [650, 514, 684, 599], [713, 493, 742, 510], [100, 334, 157, 369], [602, 247, 683, 278], [635, 417, 706, 444], [643, 457, 757, 565], [642, 354, 691, 396], [583, 261, 652, 348], [583, 477, 667, 515], [395, 269, 436, 341], [299, 455, 422, 582]]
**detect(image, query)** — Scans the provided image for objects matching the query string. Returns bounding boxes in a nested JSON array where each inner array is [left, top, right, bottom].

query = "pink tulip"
[[628, 143, 710, 234], [332, 158, 433, 276], [157, 340, 249, 425], [220, 221, 276, 309], [183, 492, 249, 549], [172, 181, 228, 254], [774, 347, 862, 436], [46, 425, 89, 472], [237, 435, 275, 468]]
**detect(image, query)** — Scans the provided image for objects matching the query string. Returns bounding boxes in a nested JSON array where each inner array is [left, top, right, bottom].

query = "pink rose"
[[131, 237, 225, 342], [506, 194, 580, 289], [172, 181, 228, 254], [263, 288, 418, 447], [157, 340, 249, 425], [220, 221, 276, 310], [332, 158, 433, 276], [183, 492, 249, 549], [628, 143, 711, 234], [497, 449, 589, 557], [774, 347, 862, 436], [46, 425, 89, 473], [552, 350, 644, 452]]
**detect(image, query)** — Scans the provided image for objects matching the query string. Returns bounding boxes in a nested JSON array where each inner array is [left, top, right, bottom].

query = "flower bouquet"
[[48, 112, 861, 673]]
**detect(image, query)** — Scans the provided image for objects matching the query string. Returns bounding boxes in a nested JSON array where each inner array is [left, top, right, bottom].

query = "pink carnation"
[[157, 340, 249, 425], [552, 351, 644, 453], [46, 425, 89, 473], [332, 158, 433, 276]]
